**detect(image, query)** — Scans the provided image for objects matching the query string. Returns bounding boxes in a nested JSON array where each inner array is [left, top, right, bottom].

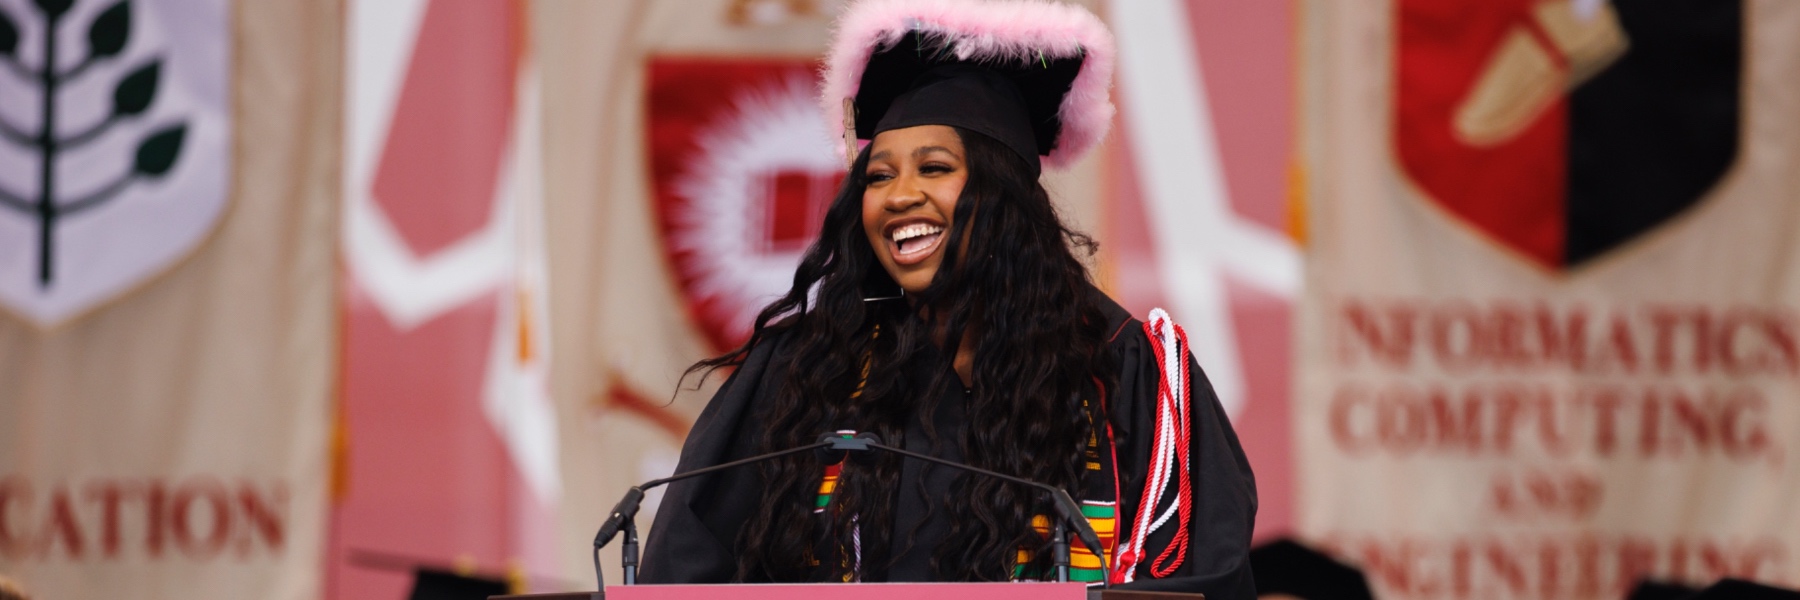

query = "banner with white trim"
[[327, 1, 561, 597]]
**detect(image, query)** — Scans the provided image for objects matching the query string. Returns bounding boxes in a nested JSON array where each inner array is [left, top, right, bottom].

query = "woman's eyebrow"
[[912, 146, 959, 160]]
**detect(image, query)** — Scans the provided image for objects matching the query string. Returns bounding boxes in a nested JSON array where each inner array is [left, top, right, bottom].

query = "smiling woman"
[[861, 125, 966, 295], [637, 1, 1257, 597]]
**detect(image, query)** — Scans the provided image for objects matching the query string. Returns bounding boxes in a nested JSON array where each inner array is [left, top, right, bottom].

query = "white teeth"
[[890, 223, 944, 242]]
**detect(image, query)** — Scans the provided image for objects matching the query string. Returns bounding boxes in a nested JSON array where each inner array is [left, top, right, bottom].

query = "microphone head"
[[816, 430, 883, 466], [593, 487, 646, 549], [815, 431, 853, 465]]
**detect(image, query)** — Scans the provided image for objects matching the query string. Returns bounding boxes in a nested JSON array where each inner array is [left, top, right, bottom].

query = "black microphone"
[[591, 437, 836, 591]]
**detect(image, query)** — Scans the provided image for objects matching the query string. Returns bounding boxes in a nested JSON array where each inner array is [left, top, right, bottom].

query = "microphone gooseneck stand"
[[590, 432, 1112, 593], [591, 439, 835, 594]]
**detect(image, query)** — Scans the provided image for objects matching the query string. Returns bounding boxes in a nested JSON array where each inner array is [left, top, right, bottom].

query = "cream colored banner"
[[1296, 1, 1800, 598], [0, 0, 339, 597]]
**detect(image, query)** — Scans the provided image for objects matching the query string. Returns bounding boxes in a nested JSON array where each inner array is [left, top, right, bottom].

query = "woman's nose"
[[885, 174, 928, 210]]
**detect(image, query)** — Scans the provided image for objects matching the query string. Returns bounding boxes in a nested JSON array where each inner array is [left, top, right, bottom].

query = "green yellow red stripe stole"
[[813, 388, 1121, 584], [1010, 393, 1119, 583], [1016, 501, 1116, 582], [816, 326, 874, 513], [815, 462, 842, 512], [808, 326, 878, 579]]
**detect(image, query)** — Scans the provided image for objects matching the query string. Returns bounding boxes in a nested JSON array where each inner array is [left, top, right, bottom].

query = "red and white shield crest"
[[1394, 0, 1741, 269], [647, 58, 844, 351]]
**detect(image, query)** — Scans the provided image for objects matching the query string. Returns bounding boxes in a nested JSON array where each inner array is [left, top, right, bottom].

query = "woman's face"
[[861, 125, 968, 294]]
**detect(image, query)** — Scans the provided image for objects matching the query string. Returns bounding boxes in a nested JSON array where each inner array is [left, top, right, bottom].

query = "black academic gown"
[[638, 289, 1258, 599]]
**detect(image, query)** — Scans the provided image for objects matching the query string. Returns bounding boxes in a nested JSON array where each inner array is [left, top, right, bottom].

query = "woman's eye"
[[920, 163, 954, 175], [865, 172, 892, 183]]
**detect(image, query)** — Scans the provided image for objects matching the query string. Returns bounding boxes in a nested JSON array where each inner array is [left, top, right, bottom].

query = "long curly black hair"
[[687, 127, 1113, 582]]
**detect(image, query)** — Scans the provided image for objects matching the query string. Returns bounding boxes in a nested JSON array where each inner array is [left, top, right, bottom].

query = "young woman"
[[639, 2, 1255, 597]]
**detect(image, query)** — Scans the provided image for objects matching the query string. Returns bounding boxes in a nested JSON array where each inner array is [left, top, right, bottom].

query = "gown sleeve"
[[636, 334, 790, 583], [1107, 319, 1259, 600]]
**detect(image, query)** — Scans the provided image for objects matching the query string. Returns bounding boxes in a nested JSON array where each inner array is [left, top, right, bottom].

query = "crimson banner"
[[328, 1, 558, 597]]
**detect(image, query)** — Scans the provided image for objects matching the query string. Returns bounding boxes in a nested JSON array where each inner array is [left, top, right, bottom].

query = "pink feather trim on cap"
[[820, 0, 1116, 170]]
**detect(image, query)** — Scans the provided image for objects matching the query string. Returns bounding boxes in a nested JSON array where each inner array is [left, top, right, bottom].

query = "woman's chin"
[[893, 272, 934, 296]]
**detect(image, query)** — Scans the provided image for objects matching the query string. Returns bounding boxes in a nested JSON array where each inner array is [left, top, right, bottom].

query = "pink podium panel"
[[611, 582, 1087, 600], [490, 585, 1201, 600]]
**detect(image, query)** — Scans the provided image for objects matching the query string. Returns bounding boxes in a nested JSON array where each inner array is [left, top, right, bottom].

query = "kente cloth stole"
[[813, 394, 1122, 584], [1011, 393, 1120, 583]]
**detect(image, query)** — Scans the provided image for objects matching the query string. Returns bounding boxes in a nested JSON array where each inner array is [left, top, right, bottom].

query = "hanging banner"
[[519, 1, 856, 584], [0, 0, 339, 598], [1108, 0, 1302, 539], [329, 0, 560, 597], [1297, 0, 1800, 598], [594, 53, 843, 556], [646, 57, 842, 355], [0, 0, 231, 327]]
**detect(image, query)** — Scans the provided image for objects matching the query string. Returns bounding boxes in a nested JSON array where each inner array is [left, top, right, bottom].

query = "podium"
[[491, 583, 1201, 600]]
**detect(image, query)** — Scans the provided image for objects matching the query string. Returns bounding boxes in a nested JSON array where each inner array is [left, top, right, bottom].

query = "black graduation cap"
[[1687, 579, 1800, 599], [1627, 580, 1702, 600], [406, 568, 510, 600], [1627, 577, 1800, 600], [1249, 538, 1375, 600], [821, 0, 1116, 173], [857, 36, 1082, 172]]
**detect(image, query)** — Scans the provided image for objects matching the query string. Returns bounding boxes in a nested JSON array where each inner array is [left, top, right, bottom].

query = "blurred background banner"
[[330, 0, 559, 597], [1106, 0, 1301, 542], [15, 0, 1798, 598], [1297, 0, 1800, 597], [645, 57, 844, 354], [0, 0, 339, 597]]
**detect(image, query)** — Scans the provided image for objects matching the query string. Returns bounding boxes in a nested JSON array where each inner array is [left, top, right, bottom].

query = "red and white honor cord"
[[1113, 309, 1193, 583]]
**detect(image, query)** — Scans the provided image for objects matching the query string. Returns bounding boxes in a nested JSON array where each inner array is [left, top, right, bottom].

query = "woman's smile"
[[885, 219, 945, 264]]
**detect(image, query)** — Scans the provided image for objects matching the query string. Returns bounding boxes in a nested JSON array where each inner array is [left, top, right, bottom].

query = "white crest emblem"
[[664, 73, 842, 348], [0, 0, 230, 327]]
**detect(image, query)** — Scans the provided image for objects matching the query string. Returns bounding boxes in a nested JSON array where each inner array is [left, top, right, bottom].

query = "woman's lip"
[[889, 230, 943, 266], [883, 217, 946, 267]]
